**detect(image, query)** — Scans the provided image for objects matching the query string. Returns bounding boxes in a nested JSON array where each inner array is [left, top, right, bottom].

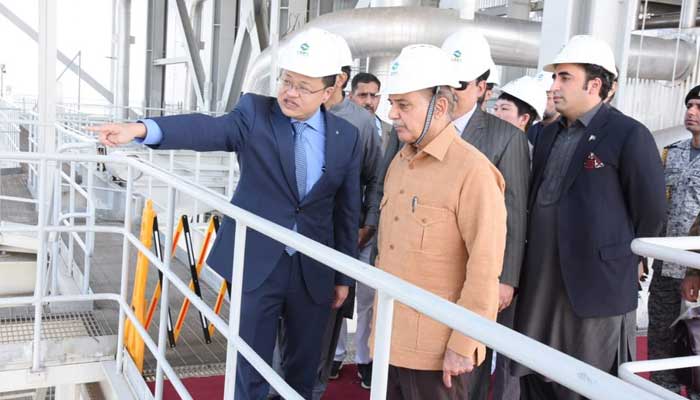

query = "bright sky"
[[0, 0, 150, 106]]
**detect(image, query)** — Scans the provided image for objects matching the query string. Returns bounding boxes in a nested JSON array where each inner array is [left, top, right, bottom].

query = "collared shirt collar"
[[291, 107, 324, 132], [399, 123, 456, 162], [452, 103, 478, 133], [558, 101, 603, 129]]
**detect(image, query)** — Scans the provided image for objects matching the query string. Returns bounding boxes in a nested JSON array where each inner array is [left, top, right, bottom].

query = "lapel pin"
[[588, 134, 596, 141], [335, 130, 339, 135]]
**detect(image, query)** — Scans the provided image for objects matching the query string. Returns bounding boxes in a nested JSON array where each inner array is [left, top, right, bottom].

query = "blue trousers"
[[234, 253, 333, 400]]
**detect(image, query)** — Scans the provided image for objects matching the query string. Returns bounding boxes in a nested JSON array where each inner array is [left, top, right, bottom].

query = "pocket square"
[[584, 152, 605, 169]]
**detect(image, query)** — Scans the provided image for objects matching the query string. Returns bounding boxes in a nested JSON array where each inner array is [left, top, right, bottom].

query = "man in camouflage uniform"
[[648, 84, 700, 395]]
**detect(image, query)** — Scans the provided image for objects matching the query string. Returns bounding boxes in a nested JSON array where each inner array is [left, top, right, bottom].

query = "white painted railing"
[[0, 151, 666, 400], [621, 236, 700, 399]]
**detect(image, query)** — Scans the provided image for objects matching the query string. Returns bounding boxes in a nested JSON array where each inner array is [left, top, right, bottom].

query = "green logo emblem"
[[453, 50, 462, 59], [300, 43, 310, 51], [390, 62, 399, 73]]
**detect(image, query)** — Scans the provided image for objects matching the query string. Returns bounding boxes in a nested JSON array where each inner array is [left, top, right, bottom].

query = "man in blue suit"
[[91, 27, 362, 399], [512, 35, 666, 399]]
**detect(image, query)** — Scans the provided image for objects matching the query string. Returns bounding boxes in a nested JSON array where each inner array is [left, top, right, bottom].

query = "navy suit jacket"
[[149, 93, 361, 304], [529, 103, 665, 318]]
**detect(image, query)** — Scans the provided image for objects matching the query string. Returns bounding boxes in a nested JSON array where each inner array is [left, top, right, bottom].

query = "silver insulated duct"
[[243, 7, 696, 95]]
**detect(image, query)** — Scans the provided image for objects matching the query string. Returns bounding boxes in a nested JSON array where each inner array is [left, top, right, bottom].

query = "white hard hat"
[[500, 76, 547, 120], [278, 27, 344, 78], [332, 33, 354, 68], [543, 35, 617, 77], [487, 67, 500, 86], [534, 70, 554, 92], [441, 29, 495, 82], [381, 44, 462, 95]]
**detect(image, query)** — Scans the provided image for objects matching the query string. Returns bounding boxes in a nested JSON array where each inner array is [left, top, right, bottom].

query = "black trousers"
[[234, 253, 333, 400], [387, 365, 470, 400]]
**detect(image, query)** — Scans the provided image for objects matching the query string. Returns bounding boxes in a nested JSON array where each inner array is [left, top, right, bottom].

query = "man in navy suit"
[[91, 27, 362, 399], [512, 35, 666, 399]]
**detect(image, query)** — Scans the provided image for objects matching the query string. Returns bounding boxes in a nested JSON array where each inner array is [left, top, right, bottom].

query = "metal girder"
[[144, 0, 167, 116], [220, 2, 261, 111], [210, 0, 238, 111], [173, 0, 207, 108], [0, 2, 113, 103], [152, 57, 189, 66]]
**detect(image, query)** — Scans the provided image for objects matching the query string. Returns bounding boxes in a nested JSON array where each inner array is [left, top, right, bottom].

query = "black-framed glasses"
[[278, 78, 326, 96]]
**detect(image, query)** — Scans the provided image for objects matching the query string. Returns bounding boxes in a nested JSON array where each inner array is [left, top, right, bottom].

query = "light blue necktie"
[[292, 121, 308, 199], [286, 122, 308, 256]]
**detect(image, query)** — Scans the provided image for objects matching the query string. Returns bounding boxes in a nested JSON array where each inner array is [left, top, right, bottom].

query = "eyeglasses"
[[278, 79, 327, 96]]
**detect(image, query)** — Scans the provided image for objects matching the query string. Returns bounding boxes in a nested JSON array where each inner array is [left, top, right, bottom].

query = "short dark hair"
[[486, 82, 495, 90], [351, 72, 381, 93], [476, 69, 490, 84], [499, 92, 538, 131], [340, 66, 352, 90], [458, 70, 490, 92], [582, 63, 614, 101], [322, 74, 337, 88]]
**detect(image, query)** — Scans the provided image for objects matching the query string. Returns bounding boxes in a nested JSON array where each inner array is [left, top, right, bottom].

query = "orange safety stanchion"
[[124, 199, 155, 373], [173, 215, 219, 343], [144, 217, 183, 333], [208, 278, 229, 338], [143, 216, 176, 347]]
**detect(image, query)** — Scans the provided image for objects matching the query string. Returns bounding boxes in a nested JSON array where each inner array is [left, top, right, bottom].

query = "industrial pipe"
[[681, 0, 698, 29], [243, 7, 696, 94]]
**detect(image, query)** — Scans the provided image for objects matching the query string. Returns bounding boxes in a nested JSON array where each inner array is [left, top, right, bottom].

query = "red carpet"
[[146, 364, 369, 399], [147, 337, 655, 399]]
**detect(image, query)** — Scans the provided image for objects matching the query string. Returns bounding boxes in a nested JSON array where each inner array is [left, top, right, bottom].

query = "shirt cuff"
[[363, 211, 379, 228], [133, 119, 164, 145]]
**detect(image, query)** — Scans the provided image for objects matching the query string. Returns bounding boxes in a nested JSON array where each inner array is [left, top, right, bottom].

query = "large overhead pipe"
[[243, 7, 696, 94]]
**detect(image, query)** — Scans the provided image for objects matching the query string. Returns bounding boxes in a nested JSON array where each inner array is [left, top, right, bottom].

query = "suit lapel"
[[559, 104, 611, 196], [461, 107, 486, 141], [270, 101, 300, 201]]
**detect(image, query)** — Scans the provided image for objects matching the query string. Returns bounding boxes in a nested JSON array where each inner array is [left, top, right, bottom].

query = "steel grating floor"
[[0, 165, 231, 380], [0, 310, 111, 345]]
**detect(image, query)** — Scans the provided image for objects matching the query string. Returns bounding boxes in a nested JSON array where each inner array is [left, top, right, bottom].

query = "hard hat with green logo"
[[278, 27, 345, 78], [331, 32, 354, 68], [534, 70, 554, 92], [381, 44, 462, 95], [381, 44, 462, 146], [543, 35, 617, 77], [500, 76, 547, 120], [441, 29, 495, 83]]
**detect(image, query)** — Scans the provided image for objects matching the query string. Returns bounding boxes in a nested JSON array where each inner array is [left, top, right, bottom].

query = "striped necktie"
[[292, 121, 308, 199]]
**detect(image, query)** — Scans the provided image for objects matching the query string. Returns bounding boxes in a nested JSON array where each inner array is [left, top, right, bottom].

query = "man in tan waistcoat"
[[371, 44, 507, 399]]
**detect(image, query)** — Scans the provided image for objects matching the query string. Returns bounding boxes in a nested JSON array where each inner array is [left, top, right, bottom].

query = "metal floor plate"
[[0, 311, 109, 345]]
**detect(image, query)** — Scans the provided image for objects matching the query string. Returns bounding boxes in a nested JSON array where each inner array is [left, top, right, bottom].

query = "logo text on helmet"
[[390, 61, 400, 75], [298, 42, 310, 56]]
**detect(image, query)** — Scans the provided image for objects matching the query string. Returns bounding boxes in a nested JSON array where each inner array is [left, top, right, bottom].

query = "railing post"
[[155, 185, 177, 399], [223, 221, 247, 399], [31, 159, 48, 372], [82, 160, 95, 294], [50, 158, 61, 295], [116, 165, 134, 373], [68, 161, 76, 271], [370, 290, 394, 400]]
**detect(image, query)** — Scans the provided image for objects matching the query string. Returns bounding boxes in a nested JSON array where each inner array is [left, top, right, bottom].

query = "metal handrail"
[[0, 151, 665, 400], [620, 236, 700, 399]]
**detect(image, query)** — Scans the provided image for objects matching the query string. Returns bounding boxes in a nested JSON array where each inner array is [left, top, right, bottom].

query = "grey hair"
[[436, 86, 457, 116]]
